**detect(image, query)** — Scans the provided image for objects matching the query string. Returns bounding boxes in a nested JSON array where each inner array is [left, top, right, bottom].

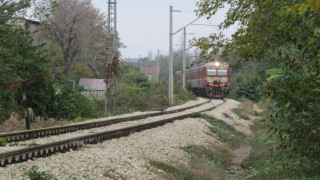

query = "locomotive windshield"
[[218, 69, 228, 76], [207, 69, 216, 75]]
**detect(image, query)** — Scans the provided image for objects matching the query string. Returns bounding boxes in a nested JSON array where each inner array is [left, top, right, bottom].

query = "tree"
[[0, 0, 56, 120], [40, 0, 108, 77], [194, 0, 320, 163]]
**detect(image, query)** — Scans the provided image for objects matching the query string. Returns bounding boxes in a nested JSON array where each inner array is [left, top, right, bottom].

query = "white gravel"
[[0, 98, 237, 180], [0, 99, 221, 153], [78, 97, 208, 124], [204, 99, 253, 136]]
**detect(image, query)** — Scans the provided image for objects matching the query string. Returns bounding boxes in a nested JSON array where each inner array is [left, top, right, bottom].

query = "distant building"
[[123, 58, 138, 62], [79, 78, 106, 99], [140, 67, 157, 80]]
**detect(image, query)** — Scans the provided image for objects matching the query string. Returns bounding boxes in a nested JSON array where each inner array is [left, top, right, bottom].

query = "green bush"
[[0, 88, 22, 122], [26, 75, 56, 118], [174, 81, 196, 104], [113, 65, 195, 115], [0, 138, 6, 145], [53, 82, 96, 120], [23, 166, 57, 180], [229, 74, 266, 101]]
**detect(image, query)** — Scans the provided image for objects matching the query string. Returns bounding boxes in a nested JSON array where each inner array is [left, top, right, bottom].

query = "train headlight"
[[215, 62, 220, 67]]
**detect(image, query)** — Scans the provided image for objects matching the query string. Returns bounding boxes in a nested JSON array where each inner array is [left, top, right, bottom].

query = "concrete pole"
[[157, 50, 160, 82], [169, 6, 174, 105], [182, 27, 186, 88]]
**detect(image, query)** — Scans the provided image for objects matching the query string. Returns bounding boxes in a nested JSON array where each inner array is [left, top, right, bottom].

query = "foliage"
[[229, 74, 266, 101], [113, 63, 195, 115], [174, 81, 196, 104], [53, 81, 96, 120], [0, 0, 56, 121], [0, 138, 6, 145], [194, 0, 320, 164], [26, 75, 56, 117], [70, 63, 94, 82], [39, 0, 109, 77], [228, 60, 270, 101], [73, 116, 91, 123], [23, 166, 57, 180], [244, 118, 320, 179]]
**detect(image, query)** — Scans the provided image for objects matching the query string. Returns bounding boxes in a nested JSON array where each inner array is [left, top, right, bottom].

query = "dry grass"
[[233, 120, 246, 127], [232, 98, 258, 120], [239, 98, 255, 116], [149, 143, 232, 180], [31, 117, 64, 129], [0, 113, 64, 133], [0, 113, 25, 133]]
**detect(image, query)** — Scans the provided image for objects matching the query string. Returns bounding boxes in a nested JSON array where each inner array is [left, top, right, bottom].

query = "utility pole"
[[157, 50, 160, 82], [105, 0, 117, 117], [169, 6, 174, 105], [182, 27, 186, 88]]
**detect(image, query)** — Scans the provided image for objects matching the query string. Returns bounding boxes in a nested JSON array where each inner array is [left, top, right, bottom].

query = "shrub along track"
[[0, 98, 225, 167]]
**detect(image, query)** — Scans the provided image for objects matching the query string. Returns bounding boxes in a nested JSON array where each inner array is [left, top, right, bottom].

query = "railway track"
[[0, 99, 210, 143], [0, 99, 225, 167]]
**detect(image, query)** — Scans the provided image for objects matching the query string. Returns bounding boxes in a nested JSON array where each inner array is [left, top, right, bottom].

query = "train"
[[176, 60, 230, 98]]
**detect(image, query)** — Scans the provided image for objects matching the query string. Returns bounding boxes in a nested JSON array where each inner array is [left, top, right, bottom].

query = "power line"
[[190, 23, 219, 27]]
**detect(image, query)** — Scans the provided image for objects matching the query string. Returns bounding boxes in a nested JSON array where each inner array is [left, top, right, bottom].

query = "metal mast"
[[105, 0, 117, 117], [108, 0, 117, 53]]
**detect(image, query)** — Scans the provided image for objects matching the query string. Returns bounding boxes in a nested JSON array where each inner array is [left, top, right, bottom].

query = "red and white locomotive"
[[176, 60, 230, 98]]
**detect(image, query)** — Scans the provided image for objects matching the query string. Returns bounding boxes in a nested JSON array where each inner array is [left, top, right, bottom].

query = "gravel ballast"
[[0, 98, 242, 180]]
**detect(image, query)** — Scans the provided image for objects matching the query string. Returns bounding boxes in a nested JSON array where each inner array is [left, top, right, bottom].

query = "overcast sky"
[[91, 0, 231, 59]]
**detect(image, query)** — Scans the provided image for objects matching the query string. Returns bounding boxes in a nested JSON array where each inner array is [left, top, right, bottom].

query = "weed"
[[190, 113, 246, 148], [13, 142, 19, 146], [143, 164, 151, 170], [182, 145, 230, 179], [238, 98, 256, 115], [28, 142, 39, 147], [0, 137, 6, 145], [232, 108, 251, 120], [73, 116, 90, 123], [149, 160, 195, 180], [182, 146, 231, 169], [103, 169, 115, 178], [23, 166, 57, 180], [232, 98, 262, 120]]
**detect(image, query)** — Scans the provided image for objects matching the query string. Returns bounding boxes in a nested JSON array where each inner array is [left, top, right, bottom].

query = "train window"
[[218, 69, 228, 76], [207, 69, 216, 75]]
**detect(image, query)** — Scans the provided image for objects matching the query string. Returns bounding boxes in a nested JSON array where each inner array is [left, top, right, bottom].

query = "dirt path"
[[226, 145, 252, 180], [229, 146, 252, 169], [225, 103, 262, 180]]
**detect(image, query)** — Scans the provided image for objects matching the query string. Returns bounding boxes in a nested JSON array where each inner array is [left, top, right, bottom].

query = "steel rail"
[[0, 99, 225, 167], [0, 100, 210, 143]]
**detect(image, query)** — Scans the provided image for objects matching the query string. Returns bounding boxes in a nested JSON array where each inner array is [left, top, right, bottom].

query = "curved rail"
[[0, 99, 210, 143], [0, 99, 225, 167]]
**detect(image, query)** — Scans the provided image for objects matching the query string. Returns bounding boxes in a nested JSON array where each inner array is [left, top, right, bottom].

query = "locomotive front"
[[204, 60, 230, 98]]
